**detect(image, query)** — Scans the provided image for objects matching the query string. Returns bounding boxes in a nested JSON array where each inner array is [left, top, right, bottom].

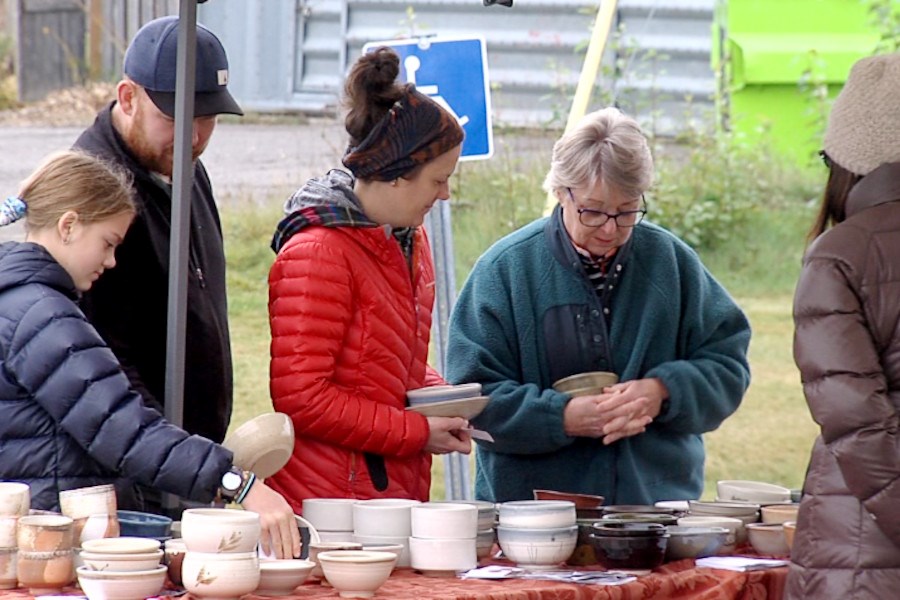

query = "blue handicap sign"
[[362, 37, 493, 161]]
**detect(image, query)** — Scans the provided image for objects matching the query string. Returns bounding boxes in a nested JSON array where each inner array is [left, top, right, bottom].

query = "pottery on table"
[[410, 503, 478, 540], [746, 523, 790, 556], [256, 559, 315, 596], [352, 499, 420, 538], [16, 549, 75, 594], [79, 549, 163, 572], [498, 500, 576, 529], [181, 508, 261, 553], [307, 541, 363, 582], [117, 510, 173, 539], [181, 550, 260, 600], [588, 530, 669, 573], [760, 504, 799, 525], [664, 526, 730, 561], [0, 482, 30, 517], [163, 538, 186, 586], [0, 547, 16, 590], [716, 480, 792, 505], [496, 525, 578, 570], [81, 537, 161, 555], [408, 536, 477, 577], [783, 521, 797, 550], [676, 516, 742, 554], [316, 550, 396, 599], [16, 514, 74, 553], [301, 498, 358, 533], [76, 565, 166, 600]]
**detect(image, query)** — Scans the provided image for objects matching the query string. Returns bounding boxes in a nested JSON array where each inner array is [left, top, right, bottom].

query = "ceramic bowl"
[[498, 500, 576, 529], [59, 484, 117, 520], [552, 371, 618, 394], [181, 508, 261, 553], [688, 500, 760, 518], [163, 538, 186, 586], [117, 510, 173, 539], [72, 513, 120, 545], [603, 504, 676, 515], [256, 559, 315, 596], [405, 383, 482, 405], [181, 551, 260, 600], [17, 549, 75, 593], [496, 525, 578, 570], [760, 503, 799, 524], [410, 503, 477, 540], [591, 522, 668, 537], [716, 480, 791, 504], [431, 500, 496, 530], [783, 521, 797, 550], [664, 526, 730, 560], [601, 512, 679, 527], [405, 396, 490, 419], [351, 535, 410, 567], [222, 412, 294, 479], [76, 564, 166, 600], [408, 536, 477, 576], [589, 531, 669, 573], [532, 490, 605, 509], [654, 500, 691, 514], [302, 498, 358, 532], [360, 544, 404, 562], [79, 549, 163, 572], [81, 536, 161, 555], [317, 550, 396, 598], [677, 516, 741, 554], [746, 523, 790, 556], [308, 541, 364, 581], [475, 529, 495, 560], [0, 547, 15, 590], [352, 499, 420, 537], [569, 519, 601, 566], [16, 514, 74, 552], [0, 482, 30, 517]]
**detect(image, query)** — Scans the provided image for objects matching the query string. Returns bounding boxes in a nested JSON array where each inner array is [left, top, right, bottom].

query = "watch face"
[[222, 470, 243, 492]]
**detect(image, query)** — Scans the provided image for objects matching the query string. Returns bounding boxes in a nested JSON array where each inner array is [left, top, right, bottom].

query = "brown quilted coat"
[[788, 161, 900, 599]]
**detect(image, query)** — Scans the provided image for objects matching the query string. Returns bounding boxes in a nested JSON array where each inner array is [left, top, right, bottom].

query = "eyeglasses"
[[566, 188, 646, 228]]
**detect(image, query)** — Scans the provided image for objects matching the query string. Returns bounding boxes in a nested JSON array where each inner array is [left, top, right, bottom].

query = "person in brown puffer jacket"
[[788, 52, 900, 599]]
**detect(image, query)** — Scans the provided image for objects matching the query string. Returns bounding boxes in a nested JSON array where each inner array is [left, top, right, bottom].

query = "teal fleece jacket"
[[446, 208, 751, 504]]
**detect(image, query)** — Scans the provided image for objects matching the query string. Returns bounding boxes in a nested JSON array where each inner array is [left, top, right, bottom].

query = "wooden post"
[[87, 0, 102, 80]]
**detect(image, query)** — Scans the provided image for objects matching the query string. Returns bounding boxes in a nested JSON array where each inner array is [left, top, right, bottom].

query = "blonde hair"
[[542, 107, 653, 199], [17, 150, 135, 231]]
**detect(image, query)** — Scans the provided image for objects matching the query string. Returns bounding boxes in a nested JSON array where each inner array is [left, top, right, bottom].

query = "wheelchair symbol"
[[403, 55, 470, 127]]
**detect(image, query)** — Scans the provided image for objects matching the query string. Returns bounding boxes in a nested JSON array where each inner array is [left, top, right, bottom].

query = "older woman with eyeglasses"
[[446, 107, 751, 504]]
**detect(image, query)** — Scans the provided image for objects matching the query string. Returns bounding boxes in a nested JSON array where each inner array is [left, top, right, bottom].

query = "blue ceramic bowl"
[[117, 510, 173, 539]]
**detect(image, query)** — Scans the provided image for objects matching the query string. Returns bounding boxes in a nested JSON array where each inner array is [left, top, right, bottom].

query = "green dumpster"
[[715, 0, 880, 164]]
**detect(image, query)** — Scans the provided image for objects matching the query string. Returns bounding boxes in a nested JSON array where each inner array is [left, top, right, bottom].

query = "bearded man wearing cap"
[[72, 16, 240, 512], [789, 51, 900, 599]]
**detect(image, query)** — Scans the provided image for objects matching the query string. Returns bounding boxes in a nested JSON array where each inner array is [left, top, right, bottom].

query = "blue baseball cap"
[[123, 16, 243, 118]]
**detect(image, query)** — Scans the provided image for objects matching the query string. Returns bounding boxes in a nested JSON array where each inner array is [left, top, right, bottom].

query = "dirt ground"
[[0, 85, 557, 243]]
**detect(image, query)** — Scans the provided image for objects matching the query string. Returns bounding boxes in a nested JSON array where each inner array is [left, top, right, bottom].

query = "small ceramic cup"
[[16, 515, 74, 553], [0, 482, 30, 517]]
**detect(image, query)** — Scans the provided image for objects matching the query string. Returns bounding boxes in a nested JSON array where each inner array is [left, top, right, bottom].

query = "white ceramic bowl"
[[716, 480, 791, 505], [677, 516, 742, 553], [351, 534, 410, 567], [405, 383, 482, 405], [256, 559, 315, 596], [664, 526, 730, 560], [352, 499, 420, 537], [59, 484, 117, 520], [181, 508, 261, 553], [308, 541, 364, 581], [0, 482, 30, 517], [81, 537, 161, 555], [181, 551, 260, 600], [496, 525, 578, 569], [431, 500, 496, 530], [317, 550, 396, 598], [222, 412, 295, 479], [476, 528, 495, 559], [689, 500, 760, 517], [760, 504, 799, 524], [79, 549, 163, 572], [76, 565, 166, 600], [360, 543, 404, 563], [654, 500, 690, 513], [498, 500, 576, 529], [746, 523, 790, 556], [408, 536, 477, 576], [302, 498, 358, 532], [411, 503, 478, 540]]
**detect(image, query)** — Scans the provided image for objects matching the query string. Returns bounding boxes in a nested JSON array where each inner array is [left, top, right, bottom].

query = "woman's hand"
[[594, 378, 668, 445], [424, 416, 473, 454], [241, 480, 302, 559]]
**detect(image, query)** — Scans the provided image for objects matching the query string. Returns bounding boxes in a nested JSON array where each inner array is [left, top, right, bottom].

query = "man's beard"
[[126, 105, 201, 178]]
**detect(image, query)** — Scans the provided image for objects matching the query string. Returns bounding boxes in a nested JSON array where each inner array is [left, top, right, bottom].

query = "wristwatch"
[[219, 466, 245, 501]]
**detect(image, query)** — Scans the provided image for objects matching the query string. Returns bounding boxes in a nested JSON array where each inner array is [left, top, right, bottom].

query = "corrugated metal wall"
[[200, 0, 716, 134]]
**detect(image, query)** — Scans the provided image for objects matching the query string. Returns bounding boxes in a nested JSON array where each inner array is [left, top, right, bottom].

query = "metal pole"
[[425, 201, 472, 501], [163, 0, 198, 514]]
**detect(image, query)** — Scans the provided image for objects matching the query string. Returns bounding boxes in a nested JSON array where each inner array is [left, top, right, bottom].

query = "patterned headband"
[[342, 84, 465, 181], [0, 196, 26, 227]]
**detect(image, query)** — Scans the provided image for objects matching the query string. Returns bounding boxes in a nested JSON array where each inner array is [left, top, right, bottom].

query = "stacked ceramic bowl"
[[179, 508, 261, 599], [496, 501, 578, 570], [76, 537, 166, 600], [17, 513, 76, 594], [408, 503, 478, 576], [685, 500, 760, 548], [352, 499, 420, 567], [434, 500, 496, 560], [716, 480, 792, 505], [0, 482, 30, 589], [303, 498, 358, 543], [59, 484, 121, 553]]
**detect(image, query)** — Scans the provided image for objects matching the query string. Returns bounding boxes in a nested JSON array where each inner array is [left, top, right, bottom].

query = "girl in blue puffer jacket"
[[0, 150, 299, 558]]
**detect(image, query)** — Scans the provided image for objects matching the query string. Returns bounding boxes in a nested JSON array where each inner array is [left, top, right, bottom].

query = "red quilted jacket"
[[267, 223, 443, 512]]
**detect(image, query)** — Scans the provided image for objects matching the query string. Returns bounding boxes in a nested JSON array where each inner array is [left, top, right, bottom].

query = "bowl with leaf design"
[[180, 508, 261, 553], [182, 551, 260, 600]]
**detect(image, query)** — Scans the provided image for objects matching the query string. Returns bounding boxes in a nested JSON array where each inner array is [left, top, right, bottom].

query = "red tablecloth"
[[0, 558, 786, 600]]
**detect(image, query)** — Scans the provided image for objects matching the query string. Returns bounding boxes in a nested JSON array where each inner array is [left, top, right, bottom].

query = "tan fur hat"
[[823, 52, 900, 176]]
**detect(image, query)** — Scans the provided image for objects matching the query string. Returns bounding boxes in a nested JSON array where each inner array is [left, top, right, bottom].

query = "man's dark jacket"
[[73, 102, 233, 443]]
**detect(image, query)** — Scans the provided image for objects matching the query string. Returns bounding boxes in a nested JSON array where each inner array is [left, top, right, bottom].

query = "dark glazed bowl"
[[117, 510, 173, 539], [589, 532, 669, 571], [601, 513, 679, 527]]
